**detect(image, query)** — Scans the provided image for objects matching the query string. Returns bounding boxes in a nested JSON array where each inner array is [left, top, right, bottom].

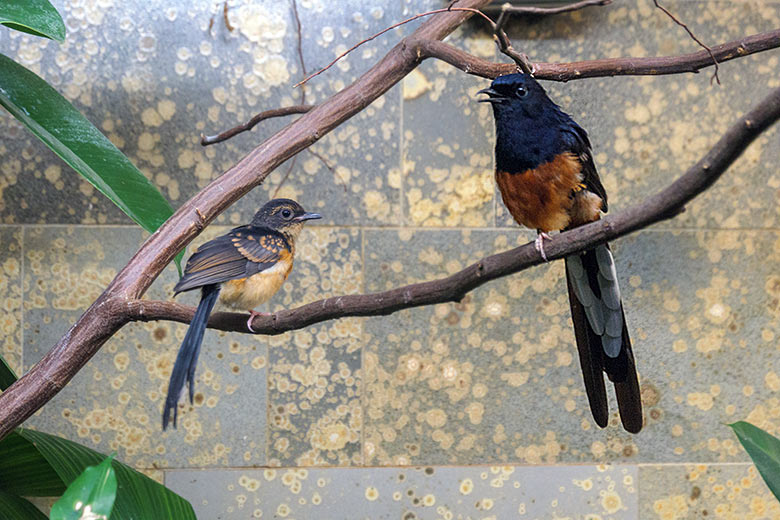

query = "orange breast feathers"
[[219, 252, 294, 311], [496, 152, 602, 232]]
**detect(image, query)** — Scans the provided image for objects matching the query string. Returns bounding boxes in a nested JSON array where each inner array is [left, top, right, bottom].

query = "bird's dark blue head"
[[478, 73, 574, 173]]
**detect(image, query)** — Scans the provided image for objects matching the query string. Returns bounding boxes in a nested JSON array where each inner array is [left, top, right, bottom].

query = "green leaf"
[[16, 429, 196, 520], [0, 489, 48, 520], [730, 421, 780, 501], [50, 455, 117, 520], [0, 431, 65, 497], [0, 0, 65, 42], [0, 353, 18, 390], [0, 53, 183, 273]]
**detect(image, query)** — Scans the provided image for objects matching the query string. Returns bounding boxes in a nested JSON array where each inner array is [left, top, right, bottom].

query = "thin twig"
[[124, 84, 780, 335], [200, 105, 313, 146], [653, 0, 719, 85], [222, 1, 234, 32], [294, 7, 498, 88], [495, 9, 533, 74], [307, 148, 348, 192], [484, 0, 612, 15]]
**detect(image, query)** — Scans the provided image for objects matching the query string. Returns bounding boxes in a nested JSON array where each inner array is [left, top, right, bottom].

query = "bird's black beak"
[[476, 87, 506, 104], [294, 212, 322, 222]]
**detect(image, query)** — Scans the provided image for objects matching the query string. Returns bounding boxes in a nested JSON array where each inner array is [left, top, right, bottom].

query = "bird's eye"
[[281, 209, 292, 219], [516, 86, 528, 97]]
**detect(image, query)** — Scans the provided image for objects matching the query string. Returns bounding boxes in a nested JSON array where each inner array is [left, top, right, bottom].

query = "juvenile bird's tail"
[[564, 244, 643, 433], [163, 284, 221, 430]]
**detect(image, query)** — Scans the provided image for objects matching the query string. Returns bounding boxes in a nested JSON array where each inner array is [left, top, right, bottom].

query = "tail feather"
[[565, 244, 643, 432], [163, 284, 220, 430]]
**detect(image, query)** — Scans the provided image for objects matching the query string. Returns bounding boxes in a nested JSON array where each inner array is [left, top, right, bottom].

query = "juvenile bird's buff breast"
[[219, 257, 294, 310]]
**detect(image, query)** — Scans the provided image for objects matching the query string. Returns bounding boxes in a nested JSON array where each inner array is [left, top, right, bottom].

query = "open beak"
[[476, 87, 506, 104], [294, 212, 322, 222]]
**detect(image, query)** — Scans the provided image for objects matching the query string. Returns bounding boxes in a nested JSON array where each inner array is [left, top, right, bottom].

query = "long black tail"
[[564, 244, 643, 433], [163, 284, 220, 430]]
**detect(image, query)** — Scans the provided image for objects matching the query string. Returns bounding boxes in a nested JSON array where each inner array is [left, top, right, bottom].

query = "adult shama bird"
[[478, 73, 642, 433], [163, 198, 321, 430]]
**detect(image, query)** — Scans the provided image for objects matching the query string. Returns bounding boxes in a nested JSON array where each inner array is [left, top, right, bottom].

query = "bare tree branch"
[[419, 28, 780, 81], [122, 85, 780, 336], [200, 105, 314, 146]]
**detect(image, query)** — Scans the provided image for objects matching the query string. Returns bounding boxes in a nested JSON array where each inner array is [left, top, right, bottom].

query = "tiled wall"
[[2, 0, 780, 518]]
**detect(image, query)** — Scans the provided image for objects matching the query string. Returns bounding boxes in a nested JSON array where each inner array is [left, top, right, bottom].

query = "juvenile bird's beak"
[[294, 212, 322, 222], [476, 87, 506, 103]]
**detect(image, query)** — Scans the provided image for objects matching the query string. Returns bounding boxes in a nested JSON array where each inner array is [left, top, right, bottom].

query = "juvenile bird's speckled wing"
[[173, 226, 288, 293]]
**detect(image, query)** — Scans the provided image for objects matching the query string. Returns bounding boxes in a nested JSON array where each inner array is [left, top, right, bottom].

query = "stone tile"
[[23, 225, 269, 468], [640, 463, 780, 519], [614, 230, 780, 463], [265, 227, 363, 466], [166, 464, 638, 519], [496, 0, 780, 229], [402, 22, 497, 227], [0, 227, 23, 376], [362, 228, 780, 465]]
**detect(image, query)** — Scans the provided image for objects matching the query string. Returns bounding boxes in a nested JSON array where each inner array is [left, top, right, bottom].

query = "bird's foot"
[[247, 310, 270, 332], [535, 232, 551, 262]]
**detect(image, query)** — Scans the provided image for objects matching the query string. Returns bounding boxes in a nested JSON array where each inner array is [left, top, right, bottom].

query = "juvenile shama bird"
[[479, 73, 642, 433], [163, 198, 321, 429]]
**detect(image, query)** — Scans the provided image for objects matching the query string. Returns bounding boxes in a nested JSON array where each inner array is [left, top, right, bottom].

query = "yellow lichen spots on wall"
[[403, 69, 432, 101], [652, 494, 688, 520], [364, 486, 379, 501], [500, 372, 529, 388], [765, 371, 780, 392], [686, 392, 714, 411], [362, 190, 391, 221], [600, 490, 623, 514]]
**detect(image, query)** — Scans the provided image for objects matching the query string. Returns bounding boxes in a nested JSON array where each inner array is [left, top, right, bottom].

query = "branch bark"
[[1, 1, 779, 439], [123, 85, 780, 336], [420, 28, 780, 81]]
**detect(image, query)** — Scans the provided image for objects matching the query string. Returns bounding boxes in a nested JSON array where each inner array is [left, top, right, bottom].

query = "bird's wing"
[[173, 227, 287, 293], [561, 122, 608, 212]]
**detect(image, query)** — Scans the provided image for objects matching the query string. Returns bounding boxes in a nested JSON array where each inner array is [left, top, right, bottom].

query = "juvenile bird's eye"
[[281, 209, 292, 219], [516, 86, 527, 97]]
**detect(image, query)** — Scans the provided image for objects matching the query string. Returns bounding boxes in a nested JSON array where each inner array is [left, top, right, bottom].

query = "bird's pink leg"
[[535, 231, 552, 262], [247, 310, 271, 332]]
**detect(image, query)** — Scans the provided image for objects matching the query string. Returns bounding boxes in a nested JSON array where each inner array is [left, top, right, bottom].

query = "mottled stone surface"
[[640, 463, 780, 519], [166, 464, 638, 519], [0, 227, 23, 376], [265, 227, 364, 467], [2, 0, 780, 517]]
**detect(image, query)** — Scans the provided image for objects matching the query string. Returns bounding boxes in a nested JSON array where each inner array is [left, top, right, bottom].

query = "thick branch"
[[124, 85, 780, 336], [420, 28, 780, 81]]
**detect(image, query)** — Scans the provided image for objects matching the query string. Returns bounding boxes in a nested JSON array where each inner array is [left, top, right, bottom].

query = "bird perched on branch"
[[163, 198, 321, 429], [478, 73, 642, 433]]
